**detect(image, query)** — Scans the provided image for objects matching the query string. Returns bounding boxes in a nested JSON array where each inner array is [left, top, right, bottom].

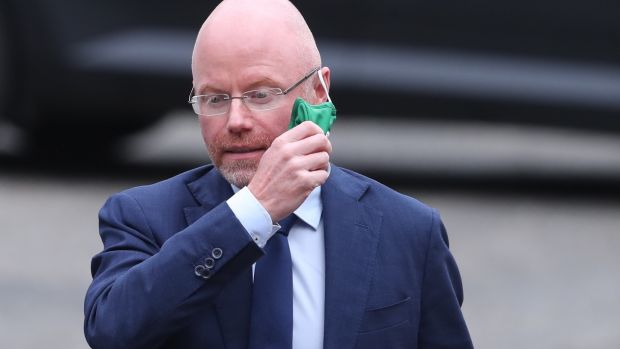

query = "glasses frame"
[[188, 66, 321, 116]]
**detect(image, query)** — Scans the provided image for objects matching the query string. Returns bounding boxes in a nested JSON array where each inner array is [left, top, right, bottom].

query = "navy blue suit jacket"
[[84, 165, 473, 349]]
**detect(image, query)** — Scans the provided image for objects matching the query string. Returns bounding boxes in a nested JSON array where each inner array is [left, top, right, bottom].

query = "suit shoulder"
[[336, 167, 442, 252], [112, 165, 212, 206], [337, 166, 435, 217]]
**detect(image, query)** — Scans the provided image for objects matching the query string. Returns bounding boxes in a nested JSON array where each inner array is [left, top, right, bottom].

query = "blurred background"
[[1, 0, 619, 348]]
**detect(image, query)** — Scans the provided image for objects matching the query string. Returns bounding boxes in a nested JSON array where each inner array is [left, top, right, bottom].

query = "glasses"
[[188, 67, 320, 117]]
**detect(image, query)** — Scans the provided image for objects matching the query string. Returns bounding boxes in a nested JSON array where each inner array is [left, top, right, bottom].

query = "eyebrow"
[[196, 77, 282, 95], [246, 77, 281, 90]]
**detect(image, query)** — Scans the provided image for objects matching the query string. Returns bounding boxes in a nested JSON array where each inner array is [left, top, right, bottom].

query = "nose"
[[225, 98, 253, 133]]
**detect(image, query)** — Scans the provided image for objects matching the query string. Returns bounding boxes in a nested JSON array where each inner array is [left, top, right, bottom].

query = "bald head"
[[192, 0, 321, 85], [190, 0, 331, 188]]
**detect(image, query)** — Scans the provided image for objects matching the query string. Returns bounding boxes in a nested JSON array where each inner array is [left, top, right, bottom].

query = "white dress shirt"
[[227, 186, 325, 349]]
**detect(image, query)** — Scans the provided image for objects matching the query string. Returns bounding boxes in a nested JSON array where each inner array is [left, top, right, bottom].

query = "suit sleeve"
[[84, 192, 262, 349], [417, 209, 474, 349]]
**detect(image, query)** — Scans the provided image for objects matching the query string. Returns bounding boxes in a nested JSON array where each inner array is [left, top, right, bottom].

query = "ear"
[[313, 67, 331, 103]]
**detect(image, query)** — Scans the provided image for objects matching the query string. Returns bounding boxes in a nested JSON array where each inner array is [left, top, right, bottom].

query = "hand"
[[248, 121, 331, 222]]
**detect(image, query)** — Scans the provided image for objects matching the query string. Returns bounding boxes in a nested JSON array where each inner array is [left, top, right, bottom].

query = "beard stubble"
[[206, 131, 274, 188]]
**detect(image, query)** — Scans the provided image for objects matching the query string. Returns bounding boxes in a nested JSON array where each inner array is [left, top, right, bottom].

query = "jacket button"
[[204, 257, 215, 268], [194, 265, 212, 279], [212, 248, 223, 259], [194, 265, 207, 277]]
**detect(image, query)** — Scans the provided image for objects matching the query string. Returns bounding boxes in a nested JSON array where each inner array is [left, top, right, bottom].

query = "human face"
[[192, 5, 319, 187], [195, 66, 309, 187]]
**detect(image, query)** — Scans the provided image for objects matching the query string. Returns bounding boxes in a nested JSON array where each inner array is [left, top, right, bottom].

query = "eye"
[[250, 90, 270, 99], [246, 89, 276, 104], [207, 95, 228, 104]]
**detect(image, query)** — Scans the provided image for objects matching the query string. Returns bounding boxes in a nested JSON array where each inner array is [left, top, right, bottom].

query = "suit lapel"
[[183, 165, 234, 225], [322, 167, 383, 349], [183, 166, 252, 349]]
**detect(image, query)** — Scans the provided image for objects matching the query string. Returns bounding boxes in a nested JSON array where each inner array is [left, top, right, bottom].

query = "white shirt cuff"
[[226, 186, 279, 248]]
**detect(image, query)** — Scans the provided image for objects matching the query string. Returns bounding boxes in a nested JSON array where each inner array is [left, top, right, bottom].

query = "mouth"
[[222, 146, 266, 160]]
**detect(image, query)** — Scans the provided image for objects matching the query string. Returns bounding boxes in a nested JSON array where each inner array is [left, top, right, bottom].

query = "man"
[[84, 0, 473, 348]]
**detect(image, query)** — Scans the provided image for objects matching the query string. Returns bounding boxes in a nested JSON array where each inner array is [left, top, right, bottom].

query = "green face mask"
[[288, 98, 336, 134], [288, 68, 336, 135]]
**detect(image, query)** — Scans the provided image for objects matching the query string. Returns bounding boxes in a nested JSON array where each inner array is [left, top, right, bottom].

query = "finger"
[[290, 133, 331, 156], [305, 168, 330, 188], [301, 151, 330, 171], [280, 121, 324, 142]]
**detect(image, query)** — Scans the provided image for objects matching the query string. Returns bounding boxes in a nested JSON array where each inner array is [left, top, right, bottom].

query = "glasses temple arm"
[[282, 66, 320, 94], [188, 87, 195, 103]]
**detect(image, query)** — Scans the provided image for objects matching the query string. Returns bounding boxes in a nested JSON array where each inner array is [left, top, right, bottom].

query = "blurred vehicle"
[[0, 0, 213, 154], [1, 0, 619, 154]]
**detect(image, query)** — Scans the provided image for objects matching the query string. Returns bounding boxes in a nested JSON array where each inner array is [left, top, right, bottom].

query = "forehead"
[[192, 44, 299, 93], [192, 9, 304, 92]]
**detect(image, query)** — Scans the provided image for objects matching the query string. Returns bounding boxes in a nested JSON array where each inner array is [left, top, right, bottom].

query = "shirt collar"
[[231, 184, 322, 231], [294, 186, 322, 230]]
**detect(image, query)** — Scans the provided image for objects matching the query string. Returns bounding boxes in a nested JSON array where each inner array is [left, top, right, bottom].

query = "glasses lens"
[[195, 94, 230, 116], [244, 89, 283, 111]]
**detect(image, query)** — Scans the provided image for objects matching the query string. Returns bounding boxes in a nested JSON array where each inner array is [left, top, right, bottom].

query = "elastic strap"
[[317, 68, 332, 103]]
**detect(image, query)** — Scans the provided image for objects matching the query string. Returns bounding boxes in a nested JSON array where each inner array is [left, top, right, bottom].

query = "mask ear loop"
[[317, 68, 333, 137], [317, 68, 332, 103]]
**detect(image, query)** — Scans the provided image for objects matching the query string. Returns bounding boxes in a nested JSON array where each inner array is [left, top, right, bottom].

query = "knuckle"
[[289, 155, 302, 169], [304, 121, 321, 133], [297, 170, 312, 184], [272, 136, 285, 148], [300, 170, 313, 182], [281, 147, 294, 161]]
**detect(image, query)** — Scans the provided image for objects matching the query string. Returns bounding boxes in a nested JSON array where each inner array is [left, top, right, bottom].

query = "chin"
[[218, 160, 258, 188]]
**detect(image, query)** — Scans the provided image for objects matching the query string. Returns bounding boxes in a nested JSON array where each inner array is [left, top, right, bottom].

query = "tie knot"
[[277, 214, 297, 236]]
